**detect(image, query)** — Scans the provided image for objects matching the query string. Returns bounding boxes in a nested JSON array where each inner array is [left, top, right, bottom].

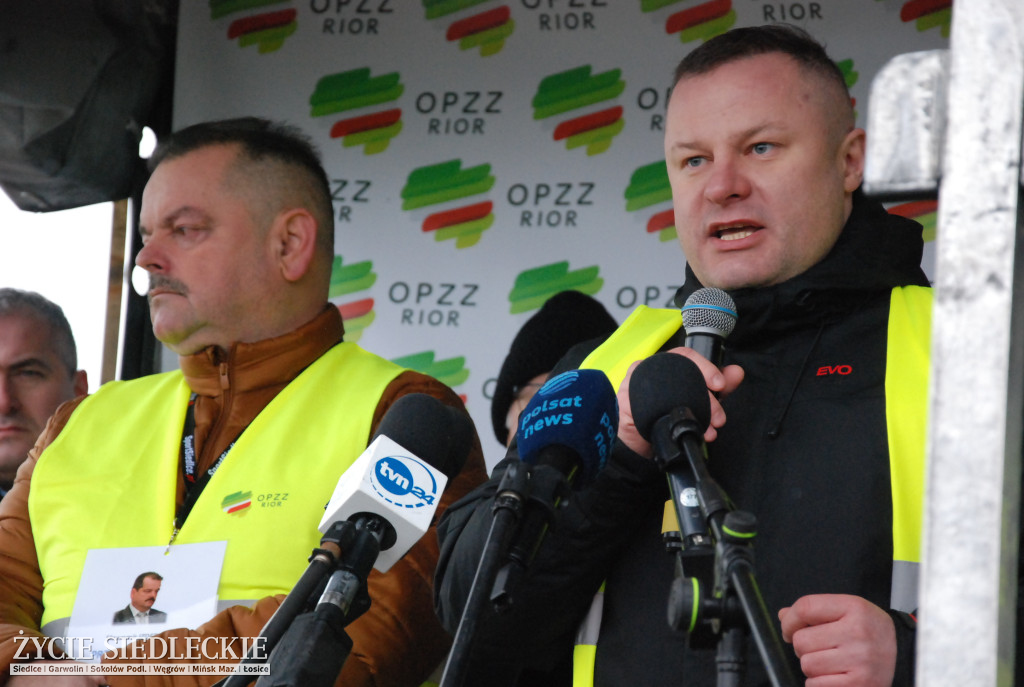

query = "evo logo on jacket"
[[816, 364, 853, 376]]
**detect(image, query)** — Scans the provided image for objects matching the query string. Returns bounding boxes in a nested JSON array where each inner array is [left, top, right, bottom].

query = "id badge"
[[63, 541, 227, 661]]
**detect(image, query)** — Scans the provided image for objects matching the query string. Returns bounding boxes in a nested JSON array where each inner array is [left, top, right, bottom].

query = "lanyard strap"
[[174, 394, 240, 530]]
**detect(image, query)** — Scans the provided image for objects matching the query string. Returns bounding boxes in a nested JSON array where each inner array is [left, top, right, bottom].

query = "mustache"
[[148, 275, 189, 300]]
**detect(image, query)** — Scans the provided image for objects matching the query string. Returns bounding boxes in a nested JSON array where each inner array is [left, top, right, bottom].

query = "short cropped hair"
[[0, 288, 78, 375], [132, 571, 163, 589], [674, 24, 850, 103], [149, 117, 335, 261]]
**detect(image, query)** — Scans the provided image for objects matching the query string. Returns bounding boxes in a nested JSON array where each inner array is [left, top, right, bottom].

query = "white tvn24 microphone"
[[317, 393, 473, 572]]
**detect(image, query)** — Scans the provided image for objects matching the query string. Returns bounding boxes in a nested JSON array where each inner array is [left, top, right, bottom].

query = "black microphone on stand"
[[307, 392, 474, 622], [439, 369, 617, 687], [629, 354, 796, 687], [315, 393, 475, 570], [491, 368, 618, 609], [219, 394, 474, 687], [629, 353, 719, 525]]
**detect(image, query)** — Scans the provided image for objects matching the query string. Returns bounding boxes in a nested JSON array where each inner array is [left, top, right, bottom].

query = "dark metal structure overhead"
[[0, 0, 178, 212]]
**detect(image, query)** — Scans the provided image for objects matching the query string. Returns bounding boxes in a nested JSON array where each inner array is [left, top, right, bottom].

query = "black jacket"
[[435, 191, 930, 686]]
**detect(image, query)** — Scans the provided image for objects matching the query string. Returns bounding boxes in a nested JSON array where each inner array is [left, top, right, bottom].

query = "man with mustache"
[[112, 573, 167, 626], [435, 25, 936, 687], [0, 289, 88, 499], [0, 118, 487, 686]]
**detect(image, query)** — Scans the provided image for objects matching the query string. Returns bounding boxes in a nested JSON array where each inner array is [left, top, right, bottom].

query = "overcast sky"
[[0, 193, 117, 393]]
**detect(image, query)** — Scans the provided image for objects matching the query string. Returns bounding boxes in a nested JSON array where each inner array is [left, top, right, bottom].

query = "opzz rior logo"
[[372, 456, 439, 507], [532, 65, 625, 155]]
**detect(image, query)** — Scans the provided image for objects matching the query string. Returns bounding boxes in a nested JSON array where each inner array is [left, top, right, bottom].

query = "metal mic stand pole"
[[489, 464, 566, 612], [253, 516, 390, 687], [216, 521, 358, 687], [439, 460, 530, 687], [652, 408, 797, 687]]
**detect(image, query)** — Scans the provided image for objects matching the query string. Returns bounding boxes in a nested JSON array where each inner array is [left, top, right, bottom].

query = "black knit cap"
[[491, 290, 617, 446]]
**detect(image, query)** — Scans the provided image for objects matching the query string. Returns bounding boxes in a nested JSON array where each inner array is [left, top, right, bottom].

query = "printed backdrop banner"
[[174, 0, 950, 467]]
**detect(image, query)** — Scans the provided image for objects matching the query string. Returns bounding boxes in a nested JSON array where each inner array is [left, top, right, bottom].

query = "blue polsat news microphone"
[[516, 368, 619, 488], [490, 368, 619, 611]]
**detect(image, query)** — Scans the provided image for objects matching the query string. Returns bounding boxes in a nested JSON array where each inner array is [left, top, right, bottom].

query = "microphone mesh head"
[[682, 287, 738, 338]]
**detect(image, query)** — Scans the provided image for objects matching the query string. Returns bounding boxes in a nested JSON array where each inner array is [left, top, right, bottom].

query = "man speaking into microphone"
[[435, 24, 934, 687]]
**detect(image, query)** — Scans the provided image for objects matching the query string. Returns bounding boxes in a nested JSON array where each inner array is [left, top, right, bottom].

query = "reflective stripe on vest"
[[886, 284, 933, 612], [31, 342, 403, 632], [571, 584, 605, 687], [570, 286, 932, 684]]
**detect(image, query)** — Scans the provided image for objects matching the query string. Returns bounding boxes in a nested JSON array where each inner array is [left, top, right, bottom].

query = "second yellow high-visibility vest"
[[570, 285, 932, 686]]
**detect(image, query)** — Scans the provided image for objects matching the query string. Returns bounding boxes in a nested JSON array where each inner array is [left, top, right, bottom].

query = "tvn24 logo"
[[371, 455, 440, 507]]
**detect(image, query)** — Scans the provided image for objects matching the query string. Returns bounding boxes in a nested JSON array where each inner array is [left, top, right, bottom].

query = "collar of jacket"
[[675, 189, 930, 346], [179, 304, 344, 399]]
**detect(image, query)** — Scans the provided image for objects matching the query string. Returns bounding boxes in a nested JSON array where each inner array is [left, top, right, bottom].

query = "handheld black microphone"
[[681, 287, 737, 368], [629, 353, 729, 556], [630, 354, 711, 465]]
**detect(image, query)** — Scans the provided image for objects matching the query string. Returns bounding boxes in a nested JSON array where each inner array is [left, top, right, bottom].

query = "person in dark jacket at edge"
[[431, 24, 978, 687]]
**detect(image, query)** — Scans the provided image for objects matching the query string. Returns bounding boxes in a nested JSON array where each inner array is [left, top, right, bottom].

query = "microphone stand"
[[215, 517, 389, 687], [651, 407, 797, 687], [439, 461, 530, 687], [489, 464, 567, 612]]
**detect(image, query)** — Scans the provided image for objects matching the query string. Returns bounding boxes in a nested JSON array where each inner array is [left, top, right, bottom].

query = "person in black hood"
[[435, 24, 934, 687], [490, 290, 617, 449]]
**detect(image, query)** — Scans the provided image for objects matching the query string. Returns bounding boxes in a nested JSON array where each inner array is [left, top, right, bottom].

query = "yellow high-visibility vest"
[[31, 342, 404, 634]]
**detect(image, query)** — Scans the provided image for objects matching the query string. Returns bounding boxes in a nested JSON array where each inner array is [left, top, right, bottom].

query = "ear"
[[839, 127, 866, 193], [73, 370, 88, 397], [270, 208, 318, 282]]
